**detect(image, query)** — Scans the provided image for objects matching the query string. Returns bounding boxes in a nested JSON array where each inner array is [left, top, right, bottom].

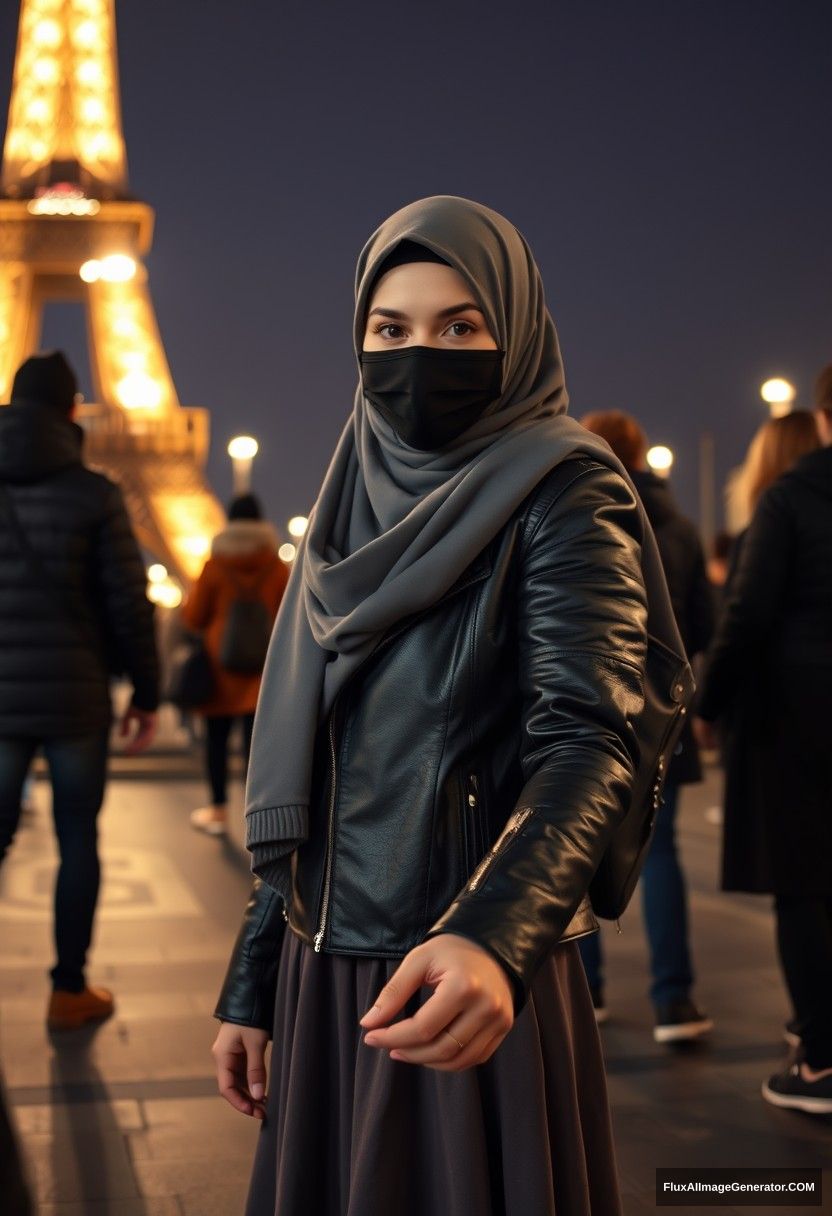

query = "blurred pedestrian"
[[210, 198, 689, 1216], [696, 395, 830, 1113], [814, 362, 832, 445], [0, 352, 159, 1030], [579, 410, 715, 1042], [182, 494, 287, 836], [725, 409, 820, 537]]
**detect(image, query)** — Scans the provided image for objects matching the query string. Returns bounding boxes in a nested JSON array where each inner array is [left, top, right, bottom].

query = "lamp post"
[[760, 378, 796, 418], [646, 445, 674, 479], [227, 435, 259, 494]]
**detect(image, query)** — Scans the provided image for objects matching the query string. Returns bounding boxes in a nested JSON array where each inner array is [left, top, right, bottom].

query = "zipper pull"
[[615, 918, 623, 936]]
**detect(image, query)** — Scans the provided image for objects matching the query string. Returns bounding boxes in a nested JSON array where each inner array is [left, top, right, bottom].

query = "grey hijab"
[[246, 195, 673, 896]]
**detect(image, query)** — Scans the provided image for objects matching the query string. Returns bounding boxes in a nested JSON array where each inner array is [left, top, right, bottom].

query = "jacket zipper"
[[465, 773, 480, 869], [313, 710, 339, 951], [312, 566, 490, 954], [468, 806, 533, 892]]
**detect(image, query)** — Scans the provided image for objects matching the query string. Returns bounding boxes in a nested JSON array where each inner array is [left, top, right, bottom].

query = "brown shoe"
[[47, 986, 115, 1030]]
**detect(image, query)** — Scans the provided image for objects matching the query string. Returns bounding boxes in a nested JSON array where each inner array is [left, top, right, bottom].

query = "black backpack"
[[219, 571, 273, 675], [520, 457, 695, 922], [589, 632, 694, 919], [165, 633, 215, 709]]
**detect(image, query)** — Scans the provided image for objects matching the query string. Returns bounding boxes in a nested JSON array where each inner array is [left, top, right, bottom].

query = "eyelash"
[[374, 320, 477, 339]]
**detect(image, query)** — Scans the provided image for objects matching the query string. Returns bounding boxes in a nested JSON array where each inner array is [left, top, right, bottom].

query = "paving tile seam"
[[605, 1041, 794, 1073], [8, 1077, 221, 1106]]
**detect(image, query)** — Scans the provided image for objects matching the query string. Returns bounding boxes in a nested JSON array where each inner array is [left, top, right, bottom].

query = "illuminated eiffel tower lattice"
[[0, 0, 225, 584]]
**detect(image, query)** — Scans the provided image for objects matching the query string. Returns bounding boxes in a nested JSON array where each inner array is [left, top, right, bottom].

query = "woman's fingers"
[[212, 1025, 270, 1119], [393, 1025, 506, 1072], [363, 976, 467, 1050], [382, 995, 512, 1064], [215, 1048, 257, 1115], [359, 949, 430, 1030], [246, 1045, 268, 1104]]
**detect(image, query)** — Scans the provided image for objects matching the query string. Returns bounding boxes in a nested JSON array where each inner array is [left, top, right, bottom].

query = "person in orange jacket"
[[181, 494, 288, 835]]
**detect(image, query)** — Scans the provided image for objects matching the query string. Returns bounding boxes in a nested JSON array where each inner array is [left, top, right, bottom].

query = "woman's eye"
[[445, 321, 475, 337], [378, 323, 406, 339]]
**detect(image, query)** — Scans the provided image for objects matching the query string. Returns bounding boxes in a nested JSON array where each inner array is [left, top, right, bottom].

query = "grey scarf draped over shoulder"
[[245, 194, 674, 897]]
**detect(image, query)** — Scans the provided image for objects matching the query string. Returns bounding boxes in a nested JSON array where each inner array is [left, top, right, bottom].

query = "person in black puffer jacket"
[[0, 351, 159, 1031], [579, 410, 715, 1043]]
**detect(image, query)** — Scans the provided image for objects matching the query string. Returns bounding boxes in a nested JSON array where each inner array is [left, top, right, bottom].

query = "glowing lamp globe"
[[228, 436, 259, 461], [646, 445, 674, 475]]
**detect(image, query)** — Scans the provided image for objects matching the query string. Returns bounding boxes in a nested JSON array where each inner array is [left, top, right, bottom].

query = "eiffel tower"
[[0, 0, 225, 585]]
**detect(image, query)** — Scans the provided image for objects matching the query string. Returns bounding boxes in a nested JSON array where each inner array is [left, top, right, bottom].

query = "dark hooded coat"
[[698, 445, 832, 894], [0, 401, 158, 737]]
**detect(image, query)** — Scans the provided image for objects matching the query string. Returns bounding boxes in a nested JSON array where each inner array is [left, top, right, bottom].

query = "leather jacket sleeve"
[[426, 461, 648, 1010], [214, 879, 286, 1033]]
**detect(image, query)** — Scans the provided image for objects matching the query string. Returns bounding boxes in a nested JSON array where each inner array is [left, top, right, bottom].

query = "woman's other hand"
[[360, 933, 514, 1071], [212, 1022, 270, 1118]]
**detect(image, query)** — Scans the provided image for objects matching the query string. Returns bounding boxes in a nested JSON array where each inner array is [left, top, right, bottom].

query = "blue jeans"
[[579, 783, 694, 1006], [0, 733, 109, 992]]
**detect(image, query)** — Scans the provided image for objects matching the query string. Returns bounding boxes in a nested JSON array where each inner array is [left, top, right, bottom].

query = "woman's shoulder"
[[522, 457, 635, 539]]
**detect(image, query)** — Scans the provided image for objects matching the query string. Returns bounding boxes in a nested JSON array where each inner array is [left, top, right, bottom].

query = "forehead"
[[367, 261, 477, 310]]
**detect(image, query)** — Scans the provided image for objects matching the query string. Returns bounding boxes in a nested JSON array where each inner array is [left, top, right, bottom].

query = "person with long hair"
[[697, 399, 832, 1113], [210, 197, 687, 1215], [725, 410, 821, 534]]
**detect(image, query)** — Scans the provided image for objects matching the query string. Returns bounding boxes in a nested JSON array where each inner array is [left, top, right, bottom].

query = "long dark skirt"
[[245, 930, 622, 1216]]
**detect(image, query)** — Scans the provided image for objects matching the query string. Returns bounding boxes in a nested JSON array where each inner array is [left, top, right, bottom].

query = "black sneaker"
[[654, 998, 714, 1044], [762, 1063, 832, 1115], [589, 987, 609, 1025]]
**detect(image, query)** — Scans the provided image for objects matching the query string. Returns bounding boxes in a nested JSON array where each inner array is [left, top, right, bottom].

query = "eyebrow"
[[367, 302, 483, 321]]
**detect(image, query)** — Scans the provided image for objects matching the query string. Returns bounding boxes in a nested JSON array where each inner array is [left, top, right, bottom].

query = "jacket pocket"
[[468, 806, 534, 892]]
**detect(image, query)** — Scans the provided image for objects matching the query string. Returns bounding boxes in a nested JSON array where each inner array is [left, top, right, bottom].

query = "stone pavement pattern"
[[1, 758, 830, 1215]]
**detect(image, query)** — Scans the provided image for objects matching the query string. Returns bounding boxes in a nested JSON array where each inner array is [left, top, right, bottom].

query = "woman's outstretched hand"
[[360, 933, 514, 1071], [212, 1022, 270, 1118]]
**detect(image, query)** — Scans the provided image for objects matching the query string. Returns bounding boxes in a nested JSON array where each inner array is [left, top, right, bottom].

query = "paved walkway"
[[1, 756, 829, 1215]]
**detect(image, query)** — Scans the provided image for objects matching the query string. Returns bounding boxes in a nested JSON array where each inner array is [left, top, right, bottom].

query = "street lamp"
[[287, 515, 308, 538], [760, 378, 796, 418], [646, 445, 674, 478], [278, 542, 297, 564], [227, 435, 259, 493]]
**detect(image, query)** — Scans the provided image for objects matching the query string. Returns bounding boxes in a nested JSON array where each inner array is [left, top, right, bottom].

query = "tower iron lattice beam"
[[0, 0, 225, 584]]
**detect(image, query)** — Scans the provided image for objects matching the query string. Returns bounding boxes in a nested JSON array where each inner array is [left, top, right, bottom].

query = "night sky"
[[1, 1, 829, 539]]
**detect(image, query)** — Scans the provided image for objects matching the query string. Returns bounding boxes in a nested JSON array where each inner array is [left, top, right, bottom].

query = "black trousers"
[[774, 894, 832, 1070], [0, 733, 109, 993], [204, 714, 255, 806]]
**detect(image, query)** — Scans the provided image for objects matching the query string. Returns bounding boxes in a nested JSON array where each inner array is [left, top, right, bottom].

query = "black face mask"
[[360, 346, 504, 450]]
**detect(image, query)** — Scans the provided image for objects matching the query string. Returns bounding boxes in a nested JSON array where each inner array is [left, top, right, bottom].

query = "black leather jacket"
[[216, 458, 648, 1031]]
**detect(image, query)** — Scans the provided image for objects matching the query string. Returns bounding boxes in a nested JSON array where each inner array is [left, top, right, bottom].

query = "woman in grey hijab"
[[212, 196, 668, 1215]]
